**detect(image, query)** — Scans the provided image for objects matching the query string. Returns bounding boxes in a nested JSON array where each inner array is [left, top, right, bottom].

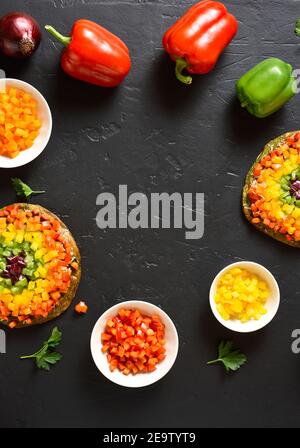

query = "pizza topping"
[[290, 179, 300, 199], [102, 308, 166, 375], [0, 204, 79, 327], [248, 133, 300, 242], [1, 253, 26, 284]]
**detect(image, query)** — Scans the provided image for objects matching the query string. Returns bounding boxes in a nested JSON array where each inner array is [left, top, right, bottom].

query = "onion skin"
[[0, 12, 41, 59]]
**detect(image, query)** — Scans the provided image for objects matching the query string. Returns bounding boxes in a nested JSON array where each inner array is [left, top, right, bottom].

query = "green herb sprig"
[[207, 341, 247, 372], [11, 178, 45, 199], [20, 327, 62, 371]]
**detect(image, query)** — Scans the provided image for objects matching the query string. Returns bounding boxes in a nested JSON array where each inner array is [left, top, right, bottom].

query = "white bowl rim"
[[209, 261, 280, 333], [90, 300, 179, 388], [0, 78, 52, 169]]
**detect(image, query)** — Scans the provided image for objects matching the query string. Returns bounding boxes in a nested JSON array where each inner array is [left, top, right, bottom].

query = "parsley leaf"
[[46, 326, 62, 348], [11, 178, 45, 199], [20, 326, 63, 371], [207, 340, 247, 372], [295, 19, 300, 37], [42, 352, 62, 364], [218, 340, 235, 359], [36, 357, 51, 371]]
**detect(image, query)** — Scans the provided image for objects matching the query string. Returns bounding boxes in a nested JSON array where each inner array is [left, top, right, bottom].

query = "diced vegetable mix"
[[75, 301, 88, 314], [215, 267, 269, 322], [102, 308, 166, 375], [0, 87, 41, 158], [248, 132, 300, 242], [0, 204, 79, 328]]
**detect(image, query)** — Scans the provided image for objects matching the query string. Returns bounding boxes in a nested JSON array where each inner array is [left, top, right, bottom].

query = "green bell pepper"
[[236, 58, 296, 118]]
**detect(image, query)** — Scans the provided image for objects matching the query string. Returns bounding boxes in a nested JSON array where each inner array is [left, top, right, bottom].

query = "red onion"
[[291, 180, 300, 200], [2, 254, 26, 284], [0, 12, 41, 59]]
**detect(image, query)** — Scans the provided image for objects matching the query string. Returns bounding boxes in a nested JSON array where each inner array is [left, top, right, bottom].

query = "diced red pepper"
[[101, 309, 166, 375]]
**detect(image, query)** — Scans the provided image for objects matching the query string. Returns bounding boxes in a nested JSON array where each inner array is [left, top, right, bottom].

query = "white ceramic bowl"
[[209, 261, 280, 333], [91, 300, 179, 388], [0, 78, 52, 168]]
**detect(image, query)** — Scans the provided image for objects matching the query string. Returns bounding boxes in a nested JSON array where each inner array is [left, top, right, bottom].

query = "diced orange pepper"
[[0, 86, 42, 158], [75, 301, 88, 314]]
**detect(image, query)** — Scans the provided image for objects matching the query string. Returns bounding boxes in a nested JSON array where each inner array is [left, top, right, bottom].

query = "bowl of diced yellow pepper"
[[0, 78, 52, 168], [209, 261, 280, 333]]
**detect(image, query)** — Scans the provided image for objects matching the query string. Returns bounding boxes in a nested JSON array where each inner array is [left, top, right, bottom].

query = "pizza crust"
[[242, 131, 300, 248], [0, 204, 81, 328]]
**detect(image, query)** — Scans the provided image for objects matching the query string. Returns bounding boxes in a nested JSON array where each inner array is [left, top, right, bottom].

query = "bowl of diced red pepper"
[[90, 300, 179, 388]]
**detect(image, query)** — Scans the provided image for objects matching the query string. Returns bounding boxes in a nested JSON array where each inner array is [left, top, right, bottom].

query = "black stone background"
[[0, 0, 300, 429]]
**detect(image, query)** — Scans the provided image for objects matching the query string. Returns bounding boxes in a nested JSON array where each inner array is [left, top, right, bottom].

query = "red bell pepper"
[[163, 1, 238, 85], [45, 20, 131, 88]]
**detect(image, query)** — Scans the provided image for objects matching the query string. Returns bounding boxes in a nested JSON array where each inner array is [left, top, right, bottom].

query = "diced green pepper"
[[15, 278, 28, 288], [3, 250, 11, 257], [0, 261, 6, 271], [22, 268, 34, 278]]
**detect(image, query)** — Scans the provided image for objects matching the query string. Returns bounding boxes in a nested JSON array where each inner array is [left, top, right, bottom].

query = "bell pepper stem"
[[45, 25, 72, 46], [175, 58, 193, 85]]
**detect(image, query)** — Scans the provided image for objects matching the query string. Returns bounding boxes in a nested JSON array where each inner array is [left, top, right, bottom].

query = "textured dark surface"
[[0, 0, 300, 429]]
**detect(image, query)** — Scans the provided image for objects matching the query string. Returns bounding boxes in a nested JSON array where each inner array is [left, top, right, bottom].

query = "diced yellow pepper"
[[215, 268, 269, 323]]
